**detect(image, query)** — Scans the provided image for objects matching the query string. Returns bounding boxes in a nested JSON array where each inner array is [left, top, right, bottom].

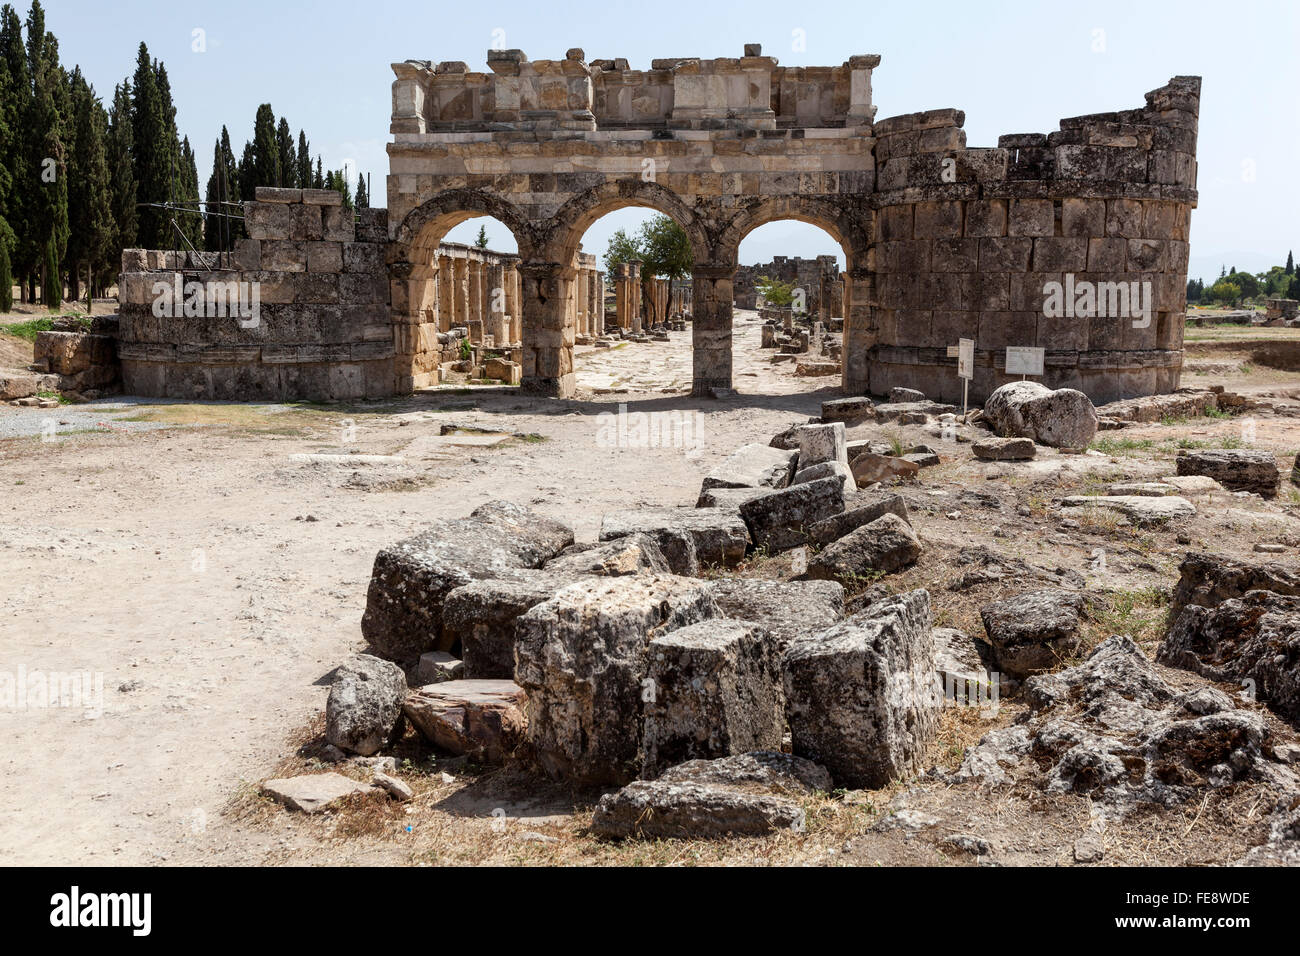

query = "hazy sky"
[[44, 0, 1299, 281]]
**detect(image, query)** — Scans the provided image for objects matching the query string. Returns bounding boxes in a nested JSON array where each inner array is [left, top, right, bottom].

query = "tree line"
[[1187, 251, 1298, 308], [0, 1, 370, 313]]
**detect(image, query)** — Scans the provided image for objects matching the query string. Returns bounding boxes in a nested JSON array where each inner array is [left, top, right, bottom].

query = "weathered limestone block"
[[700, 443, 798, 492], [984, 381, 1098, 449], [706, 578, 845, 651], [739, 476, 847, 553], [1175, 449, 1279, 497], [694, 486, 778, 510], [820, 396, 876, 425], [1169, 552, 1300, 623], [796, 422, 848, 469], [641, 621, 784, 778], [804, 512, 923, 582], [544, 533, 670, 577], [784, 589, 941, 789], [415, 650, 463, 685], [441, 569, 588, 679], [514, 575, 719, 785], [361, 501, 574, 662], [599, 508, 749, 575], [591, 752, 831, 839], [792, 459, 855, 488], [808, 491, 910, 545], [972, 436, 1036, 461], [1060, 494, 1196, 523], [402, 679, 527, 763], [325, 654, 408, 756], [890, 386, 926, 403], [262, 773, 375, 813], [849, 452, 921, 485], [980, 589, 1085, 678]]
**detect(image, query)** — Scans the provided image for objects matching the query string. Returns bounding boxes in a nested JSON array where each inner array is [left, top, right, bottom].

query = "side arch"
[[391, 187, 535, 264]]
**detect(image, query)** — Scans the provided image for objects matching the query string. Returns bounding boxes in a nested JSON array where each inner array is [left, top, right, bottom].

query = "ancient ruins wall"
[[116, 188, 393, 401], [734, 255, 843, 317], [867, 77, 1199, 404]]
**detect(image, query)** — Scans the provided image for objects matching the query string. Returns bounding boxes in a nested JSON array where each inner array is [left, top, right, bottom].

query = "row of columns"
[[569, 253, 605, 340], [433, 248, 522, 347]]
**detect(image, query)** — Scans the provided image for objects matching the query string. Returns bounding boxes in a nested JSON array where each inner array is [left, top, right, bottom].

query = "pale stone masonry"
[[108, 47, 1200, 403]]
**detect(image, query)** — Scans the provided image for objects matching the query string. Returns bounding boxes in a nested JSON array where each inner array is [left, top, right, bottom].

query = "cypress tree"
[[355, 173, 368, 208], [130, 43, 170, 247], [204, 126, 239, 251], [179, 135, 201, 245], [65, 67, 110, 303], [1287, 251, 1295, 276], [296, 130, 310, 188], [2, 4, 31, 296], [313, 155, 323, 190], [104, 80, 135, 275], [25, 0, 67, 300], [237, 139, 255, 202], [250, 103, 280, 189], [276, 116, 295, 187], [41, 234, 57, 308], [0, 225, 12, 312]]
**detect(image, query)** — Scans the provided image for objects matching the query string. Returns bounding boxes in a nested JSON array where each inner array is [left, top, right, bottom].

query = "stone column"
[[467, 259, 483, 331], [629, 260, 643, 333], [437, 254, 455, 332], [691, 263, 735, 395], [511, 265, 523, 345], [518, 261, 575, 397], [452, 256, 469, 331], [590, 271, 603, 335], [488, 261, 508, 346], [842, 264, 875, 394]]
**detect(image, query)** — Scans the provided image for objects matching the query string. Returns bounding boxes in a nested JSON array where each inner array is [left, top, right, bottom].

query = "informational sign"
[[957, 338, 975, 380], [1005, 346, 1045, 377]]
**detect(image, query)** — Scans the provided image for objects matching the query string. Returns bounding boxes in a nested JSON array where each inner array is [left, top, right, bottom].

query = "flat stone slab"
[[706, 578, 845, 650], [1106, 482, 1178, 496], [423, 433, 512, 447], [1159, 475, 1226, 494], [972, 437, 1035, 461], [821, 396, 876, 424], [701, 443, 798, 491], [290, 454, 407, 465], [600, 508, 750, 574], [262, 773, 375, 813], [695, 486, 778, 510], [1061, 494, 1196, 522], [1176, 449, 1279, 497]]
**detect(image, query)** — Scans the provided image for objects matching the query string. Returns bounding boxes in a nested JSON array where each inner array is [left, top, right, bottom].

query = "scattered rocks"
[[591, 752, 830, 839], [1168, 552, 1300, 622], [984, 381, 1098, 449], [972, 436, 1035, 461], [784, 589, 940, 788], [1175, 448, 1279, 497], [979, 589, 1085, 678], [262, 773, 375, 814], [804, 513, 922, 582], [694, 486, 778, 510], [1106, 482, 1178, 497], [402, 679, 528, 764], [325, 654, 408, 757]]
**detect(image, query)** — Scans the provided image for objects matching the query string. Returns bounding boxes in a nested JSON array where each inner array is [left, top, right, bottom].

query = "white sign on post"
[[951, 337, 974, 419], [1005, 346, 1045, 378]]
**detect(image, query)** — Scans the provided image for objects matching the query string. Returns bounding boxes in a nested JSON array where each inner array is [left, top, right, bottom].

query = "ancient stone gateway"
[[386, 46, 1199, 403]]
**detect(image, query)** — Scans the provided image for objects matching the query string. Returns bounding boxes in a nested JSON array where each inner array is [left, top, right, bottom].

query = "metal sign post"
[[948, 338, 975, 420]]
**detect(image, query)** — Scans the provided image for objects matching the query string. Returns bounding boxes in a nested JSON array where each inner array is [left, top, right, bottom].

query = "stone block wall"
[[116, 188, 394, 401], [734, 255, 843, 317], [867, 77, 1199, 404]]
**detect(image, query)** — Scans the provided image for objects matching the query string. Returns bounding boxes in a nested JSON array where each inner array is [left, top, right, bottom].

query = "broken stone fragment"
[[849, 452, 921, 485], [784, 589, 940, 789], [415, 650, 464, 685], [545, 534, 670, 576], [738, 475, 847, 553], [325, 654, 408, 757], [262, 773, 376, 813], [372, 771, 413, 802], [979, 589, 1085, 678], [641, 621, 785, 778], [361, 500, 573, 662], [795, 421, 848, 469], [807, 491, 910, 546], [1168, 552, 1300, 623], [984, 381, 1098, 449], [515, 574, 719, 785], [791, 459, 855, 488], [700, 443, 798, 492], [890, 387, 927, 403], [972, 436, 1036, 460], [402, 679, 527, 764], [694, 486, 778, 510], [599, 508, 750, 575], [591, 751, 830, 839], [804, 512, 922, 582], [1175, 448, 1279, 497]]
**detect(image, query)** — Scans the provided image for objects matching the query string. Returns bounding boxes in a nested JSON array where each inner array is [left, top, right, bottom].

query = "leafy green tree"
[[602, 227, 643, 275], [756, 275, 797, 307]]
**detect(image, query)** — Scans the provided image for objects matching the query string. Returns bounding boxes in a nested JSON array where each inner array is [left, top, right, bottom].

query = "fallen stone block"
[[890, 387, 926, 403], [373, 771, 413, 802], [262, 773, 376, 814], [515, 575, 719, 785], [739, 475, 847, 553], [1175, 448, 1279, 497], [804, 512, 922, 582], [984, 381, 1098, 449], [808, 491, 910, 546], [796, 422, 848, 469], [1168, 552, 1300, 623], [849, 452, 920, 485], [1060, 495, 1195, 523], [972, 436, 1036, 460], [980, 589, 1085, 678], [784, 589, 940, 788], [599, 508, 750, 574], [694, 486, 778, 510], [403, 679, 527, 764], [361, 501, 574, 662], [903, 450, 940, 467], [873, 401, 956, 423], [700, 443, 798, 492], [820, 396, 875, 425], [415, 651, 463, 685], [706, 578, 845, 651], [544, 534, 670, 576], [1106, 482, 1178, 496], [641, 621, 784, 778], [325, 654, 408, 757], [792, 459, 855, 488], [591, 752, 831, 839], [1159, 475, 1225, 495], [442, 570, 588, 678]]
